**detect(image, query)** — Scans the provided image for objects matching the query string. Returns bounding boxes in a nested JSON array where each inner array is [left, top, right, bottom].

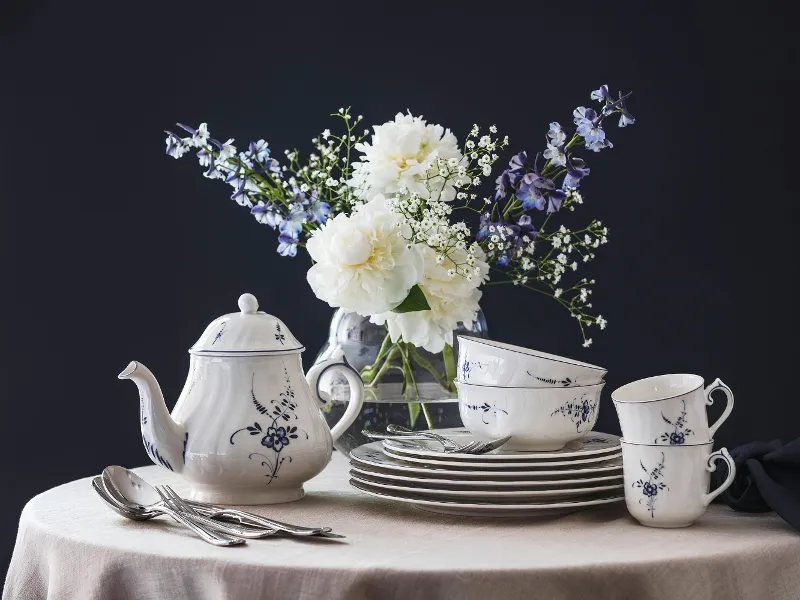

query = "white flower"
[[306, 195, 422, 316], [582, 338, 593, 348], [191, 123, 209, 147], [348, 112, 465, 202], [217, 139, 237, 163], [371, 245, 489, 353]]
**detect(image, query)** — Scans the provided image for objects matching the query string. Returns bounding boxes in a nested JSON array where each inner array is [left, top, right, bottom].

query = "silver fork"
[[384, 425, 511, 455], [363, 430, 480, 453], [163, 486, 344, 538]]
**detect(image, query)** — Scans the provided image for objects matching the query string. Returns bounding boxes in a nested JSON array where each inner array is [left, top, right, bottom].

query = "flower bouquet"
[[165, 85, 633, 432]]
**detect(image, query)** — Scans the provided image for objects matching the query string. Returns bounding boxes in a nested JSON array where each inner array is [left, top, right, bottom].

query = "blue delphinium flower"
[[280, 204, 307, 238], [543, 142, 567, 167], [277, 230, 299, 257], [590, 85, 610, 103], [547, 122, 567, 146], [249, 139, 270, 162], [517, 174, 546, 211], [562, 156, 591, 189], [495, 169, 519, 199], [251, 201, 284, 229], [508, 151, 531, 172], [306, 191, 331, 224], [616, 92, 635, 127], [546, 189, 567, 213]]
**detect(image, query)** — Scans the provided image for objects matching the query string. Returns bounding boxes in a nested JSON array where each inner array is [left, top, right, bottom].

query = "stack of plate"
[[349, 429, 625, 517]]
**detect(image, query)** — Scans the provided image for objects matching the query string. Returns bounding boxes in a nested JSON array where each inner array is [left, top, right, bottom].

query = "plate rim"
[[351, 442, 623, 478], [349, 463, 625, 487], [381, 447, 622, 469], [382, 430, 621, 461], [350, 470, 624, 499], [350, 478, 625, 510]]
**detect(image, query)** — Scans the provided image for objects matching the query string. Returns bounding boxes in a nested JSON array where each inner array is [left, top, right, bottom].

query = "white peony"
[[306, 195, 422, 316], [371, 245, 490, 353], [349, 112, 466, 202]]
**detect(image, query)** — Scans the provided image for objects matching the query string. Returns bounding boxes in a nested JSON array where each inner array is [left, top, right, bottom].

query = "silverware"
[[154, 487, 278, 540], [172, 487, 345, 538], [372, 426, 513, 455], [92, 477, 245, 547], [385, 425, 463, 450]]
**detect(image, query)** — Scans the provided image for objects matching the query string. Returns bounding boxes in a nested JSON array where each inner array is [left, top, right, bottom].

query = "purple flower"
[[547, 122, 567, 146], [562, 156, 590, 189], [516, 175, 546, 211], [495, 169, 519, 199], [590, 85, 611, 103], [508, 151, 531, 172], [546, 189, 567, 213], [277, 230, 299, 257], [249, 139, 270, 162], [251, 201, 283, 229], [476, 214, 500, 242], [306, 192, 331, 224]]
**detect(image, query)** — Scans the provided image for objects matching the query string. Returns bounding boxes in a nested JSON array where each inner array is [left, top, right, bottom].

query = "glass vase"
[[313, 309, 488, 453]]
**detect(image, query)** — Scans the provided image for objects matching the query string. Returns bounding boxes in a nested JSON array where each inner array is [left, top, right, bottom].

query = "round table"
[[4, 454, 800, 600]]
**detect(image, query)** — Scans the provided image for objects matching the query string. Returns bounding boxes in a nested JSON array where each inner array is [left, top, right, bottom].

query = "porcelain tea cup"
[[457, 336, 606, 388], [455, 381, 604, 451], [621, 440, 736, 528], [612, 374, 734, 445]]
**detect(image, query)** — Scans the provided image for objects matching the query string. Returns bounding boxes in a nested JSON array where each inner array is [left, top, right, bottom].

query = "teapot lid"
[[189, 293, 304, 356]]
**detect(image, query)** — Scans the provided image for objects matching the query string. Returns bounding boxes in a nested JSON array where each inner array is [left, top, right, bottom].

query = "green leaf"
[[392, 285, 431, 313]]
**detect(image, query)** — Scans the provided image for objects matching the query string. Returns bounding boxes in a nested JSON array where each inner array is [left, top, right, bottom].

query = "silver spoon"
[[101, 468, 253, 543], [92, 477, 244, 547]]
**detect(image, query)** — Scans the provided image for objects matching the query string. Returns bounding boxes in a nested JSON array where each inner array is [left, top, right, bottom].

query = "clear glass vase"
[[314, 309, 488, 453]]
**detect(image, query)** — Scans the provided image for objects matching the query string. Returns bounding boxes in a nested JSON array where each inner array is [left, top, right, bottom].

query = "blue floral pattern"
[[213, 322, 227, 344], [528, 371, 574, 386], [463, 400, 508, 424], [550, 393, 598, 431], [633, 452, 668, 517], [229, 363, 307, 484], [142, 435, 173, 471], [275, 323, 286, 345], [656, 399, 693, 445]]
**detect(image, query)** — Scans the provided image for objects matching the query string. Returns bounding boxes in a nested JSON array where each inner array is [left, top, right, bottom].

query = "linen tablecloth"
[[4, 454, 800, 600]]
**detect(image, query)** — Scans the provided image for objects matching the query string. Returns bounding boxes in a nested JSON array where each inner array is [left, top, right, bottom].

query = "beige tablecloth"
[[4, 454, 800, 600]]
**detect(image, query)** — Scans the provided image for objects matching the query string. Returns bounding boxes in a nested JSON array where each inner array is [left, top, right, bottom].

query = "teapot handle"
[[306, 349, 364, 443]]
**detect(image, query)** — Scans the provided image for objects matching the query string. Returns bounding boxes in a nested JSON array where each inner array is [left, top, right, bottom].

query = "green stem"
[[364, 346, 401, 388], [408, 345, 455, 393], [421, 404, 435, 429], [442, 344, 457, 389]]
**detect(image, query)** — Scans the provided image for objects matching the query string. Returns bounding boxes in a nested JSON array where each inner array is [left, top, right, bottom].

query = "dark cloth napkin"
[[712, 438, 800, 532]]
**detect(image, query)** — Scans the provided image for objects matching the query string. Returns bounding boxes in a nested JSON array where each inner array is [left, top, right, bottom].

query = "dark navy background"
[[1, 1, 797, 578]]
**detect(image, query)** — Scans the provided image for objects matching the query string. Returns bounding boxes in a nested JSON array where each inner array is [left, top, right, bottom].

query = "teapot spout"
[[118, 361, 186, 473]]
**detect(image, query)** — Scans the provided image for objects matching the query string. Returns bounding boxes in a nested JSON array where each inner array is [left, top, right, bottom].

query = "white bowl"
[[456, 381, 605, 451], [457, 336, 606, 388]]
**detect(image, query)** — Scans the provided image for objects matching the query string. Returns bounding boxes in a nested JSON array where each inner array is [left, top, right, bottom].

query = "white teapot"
[[119, 293, 364, 505]]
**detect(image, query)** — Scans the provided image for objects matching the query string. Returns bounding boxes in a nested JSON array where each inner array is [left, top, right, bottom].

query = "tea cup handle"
[[703, 448, 736, 506], [306, 349, 364, 443], [705, 378, 734, 438]]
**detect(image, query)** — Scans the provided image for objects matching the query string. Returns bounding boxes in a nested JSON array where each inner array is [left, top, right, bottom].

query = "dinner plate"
[[350, 470, 624, 500], [383, 429, 621, 461], [351, 442, 623, 479], [349, 463, 625, 489], [382, 445, 622, 469], [349, 478, 625, 517]]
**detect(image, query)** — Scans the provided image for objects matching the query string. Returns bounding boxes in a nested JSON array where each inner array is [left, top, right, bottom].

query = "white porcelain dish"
[[382, 446, 622, 469], [350, 478, 624, 517], [382, 429, 620, 461], [349, 464, 625, 489], [457, 336, 607, 387], [350, 443, 622, 479], [456, 381, 604, 451], [350, 470, 624, 500]]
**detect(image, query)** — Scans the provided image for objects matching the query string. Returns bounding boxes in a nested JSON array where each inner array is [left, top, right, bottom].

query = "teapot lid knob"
[[238, 293, 259, 314]]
